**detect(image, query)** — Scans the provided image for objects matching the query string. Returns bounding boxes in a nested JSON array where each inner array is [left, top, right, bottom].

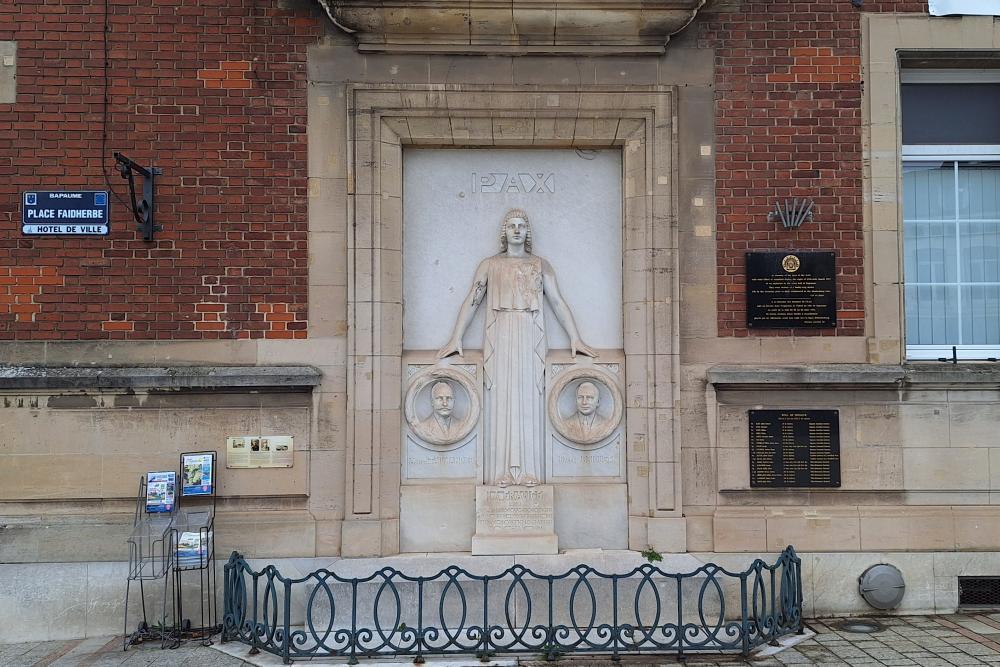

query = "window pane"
[[958, 162, 1000, 219], [903, 222, 957, 283], [903, 162, 955, 220], [960, 221, 1000, 283], [961, 285, 1000, 345], [905, 161, 1000, 351], [902, 84, 1000, 144], [906, 284, 960, 344]]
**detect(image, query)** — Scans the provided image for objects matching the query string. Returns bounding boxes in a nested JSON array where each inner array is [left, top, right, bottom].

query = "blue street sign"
[[21, 191, 110, 236]]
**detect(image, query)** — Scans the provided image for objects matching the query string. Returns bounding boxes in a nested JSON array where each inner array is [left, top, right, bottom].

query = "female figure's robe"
[[481, 254, 546, 486]]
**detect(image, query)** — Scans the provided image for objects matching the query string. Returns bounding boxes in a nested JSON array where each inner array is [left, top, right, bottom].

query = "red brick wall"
[[1, 0, 939, 342], [701, 1, 927, 337], [0, 0, 321, 340]]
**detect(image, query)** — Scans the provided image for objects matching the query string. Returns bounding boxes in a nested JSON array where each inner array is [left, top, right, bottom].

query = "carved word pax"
[[472, 172, 555, 194]]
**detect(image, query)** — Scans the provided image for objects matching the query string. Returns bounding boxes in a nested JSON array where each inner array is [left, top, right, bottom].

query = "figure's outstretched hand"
[[437, 339, 463, 359], [571, 339, 598, 359]]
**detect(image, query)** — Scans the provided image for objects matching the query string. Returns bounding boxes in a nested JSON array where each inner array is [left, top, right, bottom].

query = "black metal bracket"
[[114, 152, 163, 242], [938, 345, 959, 364], [937, 346, 999, 363]]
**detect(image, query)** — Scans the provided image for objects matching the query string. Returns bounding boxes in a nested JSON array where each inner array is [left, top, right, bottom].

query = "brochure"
[[181, 452, 215, 496], [145, 471, 176, 513], [176, 531, 209, 567]]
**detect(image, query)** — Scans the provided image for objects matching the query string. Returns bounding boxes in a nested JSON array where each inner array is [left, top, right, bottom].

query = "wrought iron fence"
[[222, 546, 802, 664]]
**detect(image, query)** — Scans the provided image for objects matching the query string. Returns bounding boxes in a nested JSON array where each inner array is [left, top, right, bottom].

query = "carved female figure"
[[438, 209, 596, 487]]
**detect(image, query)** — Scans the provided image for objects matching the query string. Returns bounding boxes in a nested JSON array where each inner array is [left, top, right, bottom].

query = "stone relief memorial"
[[436, 207, 599, 554], [399, 149, 629, 553], [437, 208, 598, 488]]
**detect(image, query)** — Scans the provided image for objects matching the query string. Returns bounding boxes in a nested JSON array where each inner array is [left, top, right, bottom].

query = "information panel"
[[746, 251, 836, 328], [226, 435, 293, 468], [749, 410, 840, 488], [22, 191, 109, 236]]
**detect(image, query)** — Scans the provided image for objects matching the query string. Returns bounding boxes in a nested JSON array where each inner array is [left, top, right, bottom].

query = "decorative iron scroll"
[[222, 547, 803, 664]]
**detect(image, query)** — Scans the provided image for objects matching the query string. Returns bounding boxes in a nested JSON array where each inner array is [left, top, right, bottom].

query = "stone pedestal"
[[471, 485, 558, 555]]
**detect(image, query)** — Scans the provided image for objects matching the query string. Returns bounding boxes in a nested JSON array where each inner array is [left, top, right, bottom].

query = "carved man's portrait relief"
[[404, 367, 481, 448], [418, 381, 462, 441], [562, 381, 605, 443], [548, 367, 623, 447]]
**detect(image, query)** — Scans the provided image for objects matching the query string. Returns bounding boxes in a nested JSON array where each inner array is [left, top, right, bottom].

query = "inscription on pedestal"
[[471, 485, 558, 555], [476, 486, 553, 533], [749, 410, 840, 488], [746, 251, 836, 328]]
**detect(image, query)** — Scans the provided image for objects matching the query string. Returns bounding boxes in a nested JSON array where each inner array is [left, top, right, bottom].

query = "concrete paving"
[[7, 615, 1000, 667]]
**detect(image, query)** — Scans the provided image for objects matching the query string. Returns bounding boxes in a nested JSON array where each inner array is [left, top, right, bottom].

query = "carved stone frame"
[[861, 14, 1000, 364], [342, 85, 680, 556]]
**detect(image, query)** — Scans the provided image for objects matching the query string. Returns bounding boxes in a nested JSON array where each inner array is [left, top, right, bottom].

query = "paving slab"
[[8, 615, 1000, 667]]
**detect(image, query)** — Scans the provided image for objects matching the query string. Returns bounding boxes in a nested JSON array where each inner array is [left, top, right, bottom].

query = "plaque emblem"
[[781, 254, 801, 273]]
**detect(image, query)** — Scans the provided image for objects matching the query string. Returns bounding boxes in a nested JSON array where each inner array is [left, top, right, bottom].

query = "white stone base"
[[400, 483, 626, 551], [212, 639, 518, 667], [470, 533, 558, 555], [5, 550, 998, 642], [472, 485, 558, 555], [400, 484, 475, 552], [749, 627, 817, 659], [554, 484, 627, 549]]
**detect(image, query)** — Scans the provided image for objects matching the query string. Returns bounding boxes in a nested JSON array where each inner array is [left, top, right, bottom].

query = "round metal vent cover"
[[837, 619, 883, 634], [859, 563, 905, 610]]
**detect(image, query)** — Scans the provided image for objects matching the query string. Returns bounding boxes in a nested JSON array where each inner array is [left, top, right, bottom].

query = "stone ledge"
[[0, 508, 319, 563], [708, 364, 1000, 388], [318, 0, 706, 55], [0, 365, 322, 391]]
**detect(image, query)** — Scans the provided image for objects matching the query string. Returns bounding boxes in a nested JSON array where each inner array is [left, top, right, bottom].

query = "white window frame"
[[929, 0, 1000, 17], [902, 152, 1000, 360], [901, 71, 1000, 361]]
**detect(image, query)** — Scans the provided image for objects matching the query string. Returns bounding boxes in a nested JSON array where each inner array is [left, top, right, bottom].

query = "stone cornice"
[[708, 364, 1000, 389], [316, 0, 706, 55], [0, 365, 322, 391]]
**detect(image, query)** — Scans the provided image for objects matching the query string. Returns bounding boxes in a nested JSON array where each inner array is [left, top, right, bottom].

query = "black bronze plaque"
[[746, 251, 836, 328], [749, 410, 840, 488]]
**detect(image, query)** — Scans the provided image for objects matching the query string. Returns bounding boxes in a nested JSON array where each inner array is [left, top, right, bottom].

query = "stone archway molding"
[[338, 84, 683, 557]]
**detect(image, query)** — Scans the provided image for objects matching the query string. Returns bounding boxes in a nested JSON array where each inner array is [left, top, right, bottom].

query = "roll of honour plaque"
[[749, 410, 840, 488]]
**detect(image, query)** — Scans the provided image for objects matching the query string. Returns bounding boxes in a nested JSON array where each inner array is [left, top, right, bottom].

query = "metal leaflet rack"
[[169, 450, 219, 645], [123, 473, 177, 650]]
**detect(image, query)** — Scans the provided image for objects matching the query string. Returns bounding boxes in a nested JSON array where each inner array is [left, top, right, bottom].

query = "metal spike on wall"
[[768, 198, 814, 229]]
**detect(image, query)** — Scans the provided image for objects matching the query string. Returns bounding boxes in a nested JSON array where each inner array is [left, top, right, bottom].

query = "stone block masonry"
[[0, 0, 321, 340], [699, 1, 927, 338]]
